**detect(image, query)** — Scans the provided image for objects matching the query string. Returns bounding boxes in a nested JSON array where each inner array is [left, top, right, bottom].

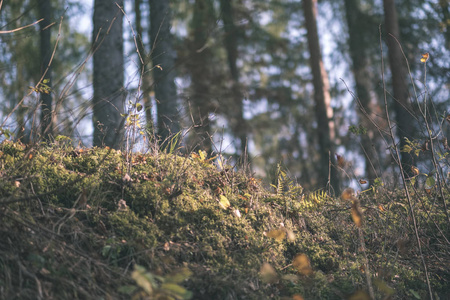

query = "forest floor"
[[0, 140, 449, 299]]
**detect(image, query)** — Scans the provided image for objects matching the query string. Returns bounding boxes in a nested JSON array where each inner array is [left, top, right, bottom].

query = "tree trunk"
[[188, 0, 216, 154], [302, 0, 339, 192], [219, 0, 247, 158], [39, 0, 53, 142], [149, 0, 180, 143], [439, 0, 450, 49], [344, 0, 381, 186], [92, 0, 125, 149], [135, 0, 153, 134], [383, 0, 415, 177]]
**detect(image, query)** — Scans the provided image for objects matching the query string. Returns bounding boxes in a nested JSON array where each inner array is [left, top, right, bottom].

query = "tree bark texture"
[[302, 0, 339, 191], [39, 0, 53, 142], [383, 0, 415, 177], [187, 0, 217, 154], [93, 0, 125, 149], [344, 0, 383, 185], [219, 0, 247, 157], [149, 0, 180, 143]]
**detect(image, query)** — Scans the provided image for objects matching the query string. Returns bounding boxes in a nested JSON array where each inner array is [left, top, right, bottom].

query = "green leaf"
[[425, 176, 435, 187], [165, 268, 192, 284], [160, 283, 192, 299], [409, 289, 421, 299], [118, 285, 138, 295], [131, 265, 154, 295], [136, 103, 143, 112], [102, 245, 111, 257]]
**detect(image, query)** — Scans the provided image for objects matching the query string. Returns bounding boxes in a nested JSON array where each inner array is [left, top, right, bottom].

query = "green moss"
[[0, 140, 449, 299]]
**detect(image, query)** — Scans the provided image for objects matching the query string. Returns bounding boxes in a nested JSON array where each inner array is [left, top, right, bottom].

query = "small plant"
[[119, 265, 193, 300]]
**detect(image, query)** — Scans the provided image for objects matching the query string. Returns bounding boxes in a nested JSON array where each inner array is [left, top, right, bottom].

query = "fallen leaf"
[[348, 290, 371, 300], [292, 253, 313, 275], [351, 201, 363, 227], [260, 263, 278, 283], [341, 188, 356, 201], [265, 229, 286, 242], [219, 195, 230, 210]]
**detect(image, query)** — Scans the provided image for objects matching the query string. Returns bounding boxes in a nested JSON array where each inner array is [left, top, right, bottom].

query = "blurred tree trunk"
[[39, 0, 53, 142], [92, 0, 125, 149], [383, 0, 414, 177], [149, 0, 180, 143], [219, 0, 247, 158], [188, 0, 216, 154], [134, 0, 154, 134], [302, 0, 339, 192], [439, 0, 450, 49], [344, 0, 381, 186]]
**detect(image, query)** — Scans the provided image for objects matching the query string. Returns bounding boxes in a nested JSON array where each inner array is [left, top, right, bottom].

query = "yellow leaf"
[[260, 263, 278, 283], [218, 195, 230, 210], [265, 228, 286, 242], [411, 166, 420, 176], [292, 294, 304, 300], [378, 204, 385, 212], [420, 52, 429, 63], [292, 253, 313, 275]]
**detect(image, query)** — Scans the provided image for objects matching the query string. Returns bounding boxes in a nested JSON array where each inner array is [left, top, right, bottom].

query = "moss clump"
[[0, 140, 449, 299]]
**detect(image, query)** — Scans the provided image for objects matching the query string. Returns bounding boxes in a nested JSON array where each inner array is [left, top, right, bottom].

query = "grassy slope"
[[0, 140, 448, 299]]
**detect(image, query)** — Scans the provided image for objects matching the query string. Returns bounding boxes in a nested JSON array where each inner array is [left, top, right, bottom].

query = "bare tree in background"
[[92, 0, 125, 149], [302, 0, 339, 192]]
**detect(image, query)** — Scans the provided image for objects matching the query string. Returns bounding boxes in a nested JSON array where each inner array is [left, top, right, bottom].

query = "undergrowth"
[[0, 140, 448, 299]]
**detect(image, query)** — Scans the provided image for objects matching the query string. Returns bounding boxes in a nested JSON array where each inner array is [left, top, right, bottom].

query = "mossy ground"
[[0, 140, 449, 299]]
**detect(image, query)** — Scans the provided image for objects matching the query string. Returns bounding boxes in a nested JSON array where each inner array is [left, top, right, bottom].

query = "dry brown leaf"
[[336, 153, 346, 168], [265, 229, 286, 242], [411, 166, 420, 176], [292, 253, 313, 275], [348, 290, 371, 300], [341, 188, 356, 201], [351, 201, 363, 227]]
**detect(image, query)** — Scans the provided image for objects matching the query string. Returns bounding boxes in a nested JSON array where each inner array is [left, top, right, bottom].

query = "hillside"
[[0, 140, 449, 299]]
